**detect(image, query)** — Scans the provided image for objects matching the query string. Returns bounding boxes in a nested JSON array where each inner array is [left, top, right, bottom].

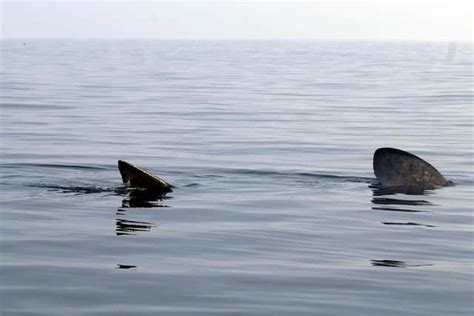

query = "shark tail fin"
[[118, 160, 172, 193]]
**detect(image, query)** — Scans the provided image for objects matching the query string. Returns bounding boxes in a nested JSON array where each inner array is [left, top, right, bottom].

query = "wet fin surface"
[[117, 160, 172, 193], [373, 147, 448, 190]]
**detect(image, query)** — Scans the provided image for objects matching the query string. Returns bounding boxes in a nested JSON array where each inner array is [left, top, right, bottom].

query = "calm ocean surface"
[[1, 40, 473, 315]]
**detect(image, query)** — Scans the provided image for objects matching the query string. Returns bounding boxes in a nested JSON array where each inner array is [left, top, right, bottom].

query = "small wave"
[[182, 182, 201, 187], [372, 206, 426, 213], [27, 184, 125, 194], [1, 163, 109, 171], [0, 103, 71, 110], [221, 168, 374, 183]]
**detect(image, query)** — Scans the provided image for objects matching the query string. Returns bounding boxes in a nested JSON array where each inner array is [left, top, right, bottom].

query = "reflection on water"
[[116, 264, 137, 270], [382, 222, 435, 227], [371, 206, 425, 212], [114, 190, 170, 269], [370, 184, 428, 196], [116, 218, 154, 236], [115, 189, 170, 237], [370, 185, 435, 213], [371, 260, 433, 268], [370, 186, 437, 267], [371, 197, 432, 206], [121, 190, 171, 208]]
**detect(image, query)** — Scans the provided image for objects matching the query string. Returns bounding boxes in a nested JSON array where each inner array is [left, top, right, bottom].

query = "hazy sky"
[[1, 0, 472, 41]]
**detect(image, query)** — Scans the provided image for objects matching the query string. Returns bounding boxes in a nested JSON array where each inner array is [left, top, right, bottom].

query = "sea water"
[[1, 40, 473, 315]]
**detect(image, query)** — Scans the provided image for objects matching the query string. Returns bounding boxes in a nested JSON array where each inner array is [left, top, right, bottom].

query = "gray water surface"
[[1, 40, 473, 315]]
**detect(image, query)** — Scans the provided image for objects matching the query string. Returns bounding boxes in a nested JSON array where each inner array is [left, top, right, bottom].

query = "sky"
[[1, 0, 472, 41]]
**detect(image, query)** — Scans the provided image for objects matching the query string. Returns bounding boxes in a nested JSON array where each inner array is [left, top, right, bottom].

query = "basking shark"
[[118, 160, 172, 194], [118, 148, 450, 194], [373, 147, 449, 190]]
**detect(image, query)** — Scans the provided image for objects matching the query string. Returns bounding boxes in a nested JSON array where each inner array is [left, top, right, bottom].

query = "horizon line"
[[1, 37, 472, 44]]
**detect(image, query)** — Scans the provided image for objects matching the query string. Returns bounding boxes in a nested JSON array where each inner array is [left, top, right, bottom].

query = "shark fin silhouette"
[[118, 160, 172, 193], [373, 147, 449, 190]]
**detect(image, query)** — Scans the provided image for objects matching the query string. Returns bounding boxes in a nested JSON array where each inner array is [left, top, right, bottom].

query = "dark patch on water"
[[372, 206, 426, 213], [120, 197, 170, 208], [382, 222, 435, 227], [121, 190, 171, 208], [372, 197, 432, 206], [370, 188, 434, 212], [116, 218, 154, 236], [371, 260, 433, 268], [370, 183, 432, 196], [116, 264, 137, 270]]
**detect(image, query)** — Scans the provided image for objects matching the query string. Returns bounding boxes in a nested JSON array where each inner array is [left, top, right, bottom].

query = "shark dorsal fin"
[[118, 160, 172, 193], [373, 148, 448, 190]]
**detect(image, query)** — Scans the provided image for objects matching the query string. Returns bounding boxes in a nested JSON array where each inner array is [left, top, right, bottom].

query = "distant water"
[[1, 40, 473, 315]]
